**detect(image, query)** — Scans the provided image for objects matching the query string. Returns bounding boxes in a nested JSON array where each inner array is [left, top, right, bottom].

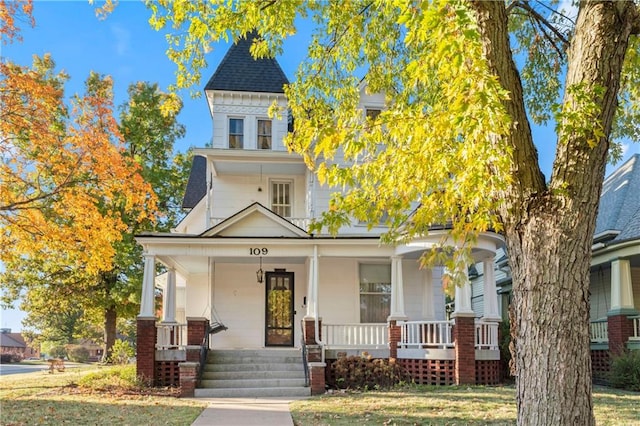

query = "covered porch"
[[135, 224, 504, 393]]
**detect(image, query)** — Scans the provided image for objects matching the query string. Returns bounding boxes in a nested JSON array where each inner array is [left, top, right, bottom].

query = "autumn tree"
[[97, 81, 188, 361], [1, 78, 189, 360], [0, 54, 156, 275], [143, 1, 640, 424]]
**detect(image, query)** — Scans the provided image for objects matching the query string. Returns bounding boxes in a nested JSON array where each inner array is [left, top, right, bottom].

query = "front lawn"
[[0, 365, 206, 425], [290, 385, 640, 425]]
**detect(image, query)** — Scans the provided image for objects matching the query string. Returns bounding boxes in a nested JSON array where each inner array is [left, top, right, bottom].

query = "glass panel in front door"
[[265, 272, 294, 346]]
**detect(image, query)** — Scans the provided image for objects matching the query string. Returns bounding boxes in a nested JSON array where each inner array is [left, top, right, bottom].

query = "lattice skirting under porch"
[[591, 349, 610, 381], [475, 360, 500, 385], [398, 359, 456, 385], [155, 361, 180, 386]]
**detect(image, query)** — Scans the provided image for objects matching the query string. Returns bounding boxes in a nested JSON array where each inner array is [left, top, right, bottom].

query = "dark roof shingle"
[[595, 154, 640, 241], [204, 33, 289, 93], [182, 156, 207, 209]]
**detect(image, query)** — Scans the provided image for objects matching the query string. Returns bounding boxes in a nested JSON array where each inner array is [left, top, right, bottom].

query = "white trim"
[[201, 203, 308, 238]]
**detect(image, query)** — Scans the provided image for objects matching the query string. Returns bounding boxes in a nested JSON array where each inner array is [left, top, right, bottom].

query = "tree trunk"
[[506, 195, 596, 425], [470, 1, 638, 424], [103, 305, 117, 363]]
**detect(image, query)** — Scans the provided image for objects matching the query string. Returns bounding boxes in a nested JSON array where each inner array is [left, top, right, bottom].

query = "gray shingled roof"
[[182, 156, 207, 209], [595, 154, 640, 242], [0, 333, 25, 348], [204, 33, 289, 93]]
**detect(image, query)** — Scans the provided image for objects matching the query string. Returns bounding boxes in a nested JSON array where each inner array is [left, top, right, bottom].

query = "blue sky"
[[1, 1, 638, 331]]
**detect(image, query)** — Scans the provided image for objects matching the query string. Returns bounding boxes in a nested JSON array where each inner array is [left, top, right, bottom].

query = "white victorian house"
[[135, 35, 505, 397]]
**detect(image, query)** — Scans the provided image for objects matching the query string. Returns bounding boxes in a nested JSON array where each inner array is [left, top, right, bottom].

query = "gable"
[[201, 202, 309, 238]]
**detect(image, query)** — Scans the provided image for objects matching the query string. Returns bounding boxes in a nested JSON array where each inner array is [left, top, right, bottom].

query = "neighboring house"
[[135, 35, 505, 397], [0, 329, 40, 360], [76, 339, 104, 362]]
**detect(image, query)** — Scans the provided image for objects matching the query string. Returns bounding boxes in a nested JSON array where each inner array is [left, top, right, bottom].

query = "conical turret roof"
[[204, 33, 289, 93]]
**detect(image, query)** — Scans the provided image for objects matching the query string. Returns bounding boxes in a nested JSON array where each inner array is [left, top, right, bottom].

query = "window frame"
[[358, 262, 392, 324], [228, 117, 244, 149], [270, 179, 293, 218], [257, 118, 272, 150], [365, 107, 382, 121]]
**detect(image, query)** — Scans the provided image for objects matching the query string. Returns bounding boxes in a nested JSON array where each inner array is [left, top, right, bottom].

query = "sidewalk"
[[191, 397, 304, 426]]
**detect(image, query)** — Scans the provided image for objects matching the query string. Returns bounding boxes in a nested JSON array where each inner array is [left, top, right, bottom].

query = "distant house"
[[0, 329, 40, 360], [135, 34, 505, 397]]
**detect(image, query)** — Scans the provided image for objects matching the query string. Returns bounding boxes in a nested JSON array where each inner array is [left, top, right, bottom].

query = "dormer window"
[[229, 118, 244, 149], [366, 108, 381, 120], [258, 119, 272, 149]]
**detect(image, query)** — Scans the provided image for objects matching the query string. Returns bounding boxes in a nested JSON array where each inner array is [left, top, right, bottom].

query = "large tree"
[[144, 1, 639, 424], [97, 81, 188, 361], [0, 54, 156, 274], [1, 5, 189, 358], [1, 79, 190, 360]]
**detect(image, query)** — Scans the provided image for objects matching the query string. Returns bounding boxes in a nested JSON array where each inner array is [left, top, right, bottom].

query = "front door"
[[265, 271, 294, 346]]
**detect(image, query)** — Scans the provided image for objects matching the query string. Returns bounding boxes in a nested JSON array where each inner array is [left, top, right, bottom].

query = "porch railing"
[[475, 320, 499, 350], [590, 319, 608, 343], [322, 323, 388, 348], [399, 320, 454, 349], [156, 323, 188, 349], [631, 316, 640, 341]]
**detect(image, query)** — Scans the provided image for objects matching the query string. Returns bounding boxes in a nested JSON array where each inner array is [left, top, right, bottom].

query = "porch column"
[[161, 268, 177, 324], [388, 256, 407, 321], [609, 258, 636, 314], [139, 253, 156, 318], [304, 250, 318, 320], [482, 257, 501, 322], [422, 269, 435, 320], [608, 258, 637, 354], [453, 268, 474, 315], [451, 265, 476, 384]]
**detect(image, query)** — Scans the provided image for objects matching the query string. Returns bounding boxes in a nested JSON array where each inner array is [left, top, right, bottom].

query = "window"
[[271, 181, 292, 218], [229, 118, 244, 149], [359, 264, 391, 323], [365, 108, 381, 121], [258, 119, 272, 149]]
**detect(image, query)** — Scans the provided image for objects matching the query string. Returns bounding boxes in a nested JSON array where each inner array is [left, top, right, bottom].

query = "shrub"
[[48, 345, 67, 359], [609, 350, 640, 391], [327, 352, 410, 390], [499, 319, 514, 381], [108, 339, 134, 365], [0, 354, 13, 364], [78, 364, 141, 391], [66, 345, 90, 363]]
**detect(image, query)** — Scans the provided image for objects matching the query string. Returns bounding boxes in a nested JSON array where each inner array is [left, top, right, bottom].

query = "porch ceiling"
[[192, 148, 307, 177]]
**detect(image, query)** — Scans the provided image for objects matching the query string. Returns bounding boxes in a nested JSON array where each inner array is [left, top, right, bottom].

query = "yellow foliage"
[[0, 55, 157, 274]]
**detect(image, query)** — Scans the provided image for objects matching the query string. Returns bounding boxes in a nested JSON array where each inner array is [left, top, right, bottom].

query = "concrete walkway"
[[191, 397, 304, 426]]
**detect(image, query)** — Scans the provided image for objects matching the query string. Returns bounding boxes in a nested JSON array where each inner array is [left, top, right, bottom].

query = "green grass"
[[0, 365, 206, 425], [290, 385, 640, 425]]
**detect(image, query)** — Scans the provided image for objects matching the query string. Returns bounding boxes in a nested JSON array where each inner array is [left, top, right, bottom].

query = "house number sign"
[[249, 247, 268, 255]]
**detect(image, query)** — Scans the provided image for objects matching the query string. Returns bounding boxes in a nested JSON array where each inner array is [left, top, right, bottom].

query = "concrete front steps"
[[194, 349, 311, 398]]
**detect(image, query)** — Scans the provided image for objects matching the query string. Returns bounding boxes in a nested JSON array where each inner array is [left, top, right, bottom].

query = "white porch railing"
[[156, 323, 188, 350], [590, 319, 609, 343], [631, 316, 640, 341], [399, 320, 454, 349], [322, 323, 388, 348], [475, 320, 499, 350]]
